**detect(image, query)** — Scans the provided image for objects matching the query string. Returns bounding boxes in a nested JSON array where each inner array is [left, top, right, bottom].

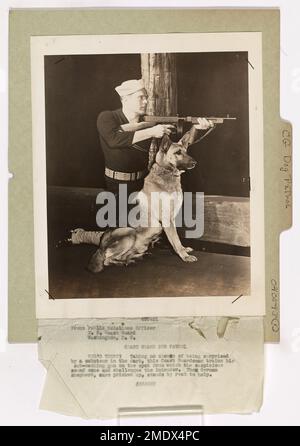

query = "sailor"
[[97, 78, 174, 195]]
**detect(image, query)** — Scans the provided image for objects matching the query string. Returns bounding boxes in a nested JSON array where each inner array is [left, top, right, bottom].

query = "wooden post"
[[141, 53, 177, 168], [141, 53, 177, 116]]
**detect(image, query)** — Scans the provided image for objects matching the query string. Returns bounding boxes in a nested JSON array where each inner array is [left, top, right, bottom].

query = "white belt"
[[105, 167, 147, 181]]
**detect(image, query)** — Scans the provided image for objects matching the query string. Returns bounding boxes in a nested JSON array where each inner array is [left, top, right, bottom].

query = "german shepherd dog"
[[66, 127, 199, 273]]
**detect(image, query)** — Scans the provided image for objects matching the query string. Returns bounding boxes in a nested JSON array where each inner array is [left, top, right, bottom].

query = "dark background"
[[44, 52, 249, 197]]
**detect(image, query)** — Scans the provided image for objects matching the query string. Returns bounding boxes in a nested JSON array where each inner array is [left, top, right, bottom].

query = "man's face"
[[123, 88, 148, 115]]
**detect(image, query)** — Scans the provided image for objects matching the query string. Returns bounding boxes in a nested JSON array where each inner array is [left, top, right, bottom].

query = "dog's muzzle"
[[178, 159, 197, 170], [188, 160, 197, 169]]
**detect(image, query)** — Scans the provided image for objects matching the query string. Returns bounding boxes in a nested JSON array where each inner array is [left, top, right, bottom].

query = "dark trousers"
[[105, 176, 144, 196], [102, 176, 145, 228]]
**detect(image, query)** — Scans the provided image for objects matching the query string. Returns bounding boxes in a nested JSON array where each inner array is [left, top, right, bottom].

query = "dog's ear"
[[178, 126, 199, 150], [159, 134, 172, 153]]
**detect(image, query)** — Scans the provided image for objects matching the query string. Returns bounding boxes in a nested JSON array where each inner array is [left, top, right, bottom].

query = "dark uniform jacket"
[[97, 108, 152, 174]]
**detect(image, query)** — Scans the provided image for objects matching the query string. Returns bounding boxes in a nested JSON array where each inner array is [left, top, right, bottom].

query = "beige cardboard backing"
[[8, 8, 292, 343]]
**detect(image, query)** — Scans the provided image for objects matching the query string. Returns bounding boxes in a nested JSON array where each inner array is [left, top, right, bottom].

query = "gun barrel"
[[186, 116, 237, 124], [144, 115, 237, 124], [206, 117, 237, 120]]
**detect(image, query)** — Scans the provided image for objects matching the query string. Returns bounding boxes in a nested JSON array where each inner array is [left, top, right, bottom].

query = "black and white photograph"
[[31, 33, 265, 318]]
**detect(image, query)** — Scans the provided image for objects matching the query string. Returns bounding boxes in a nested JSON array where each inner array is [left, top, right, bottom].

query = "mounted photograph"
[[30, 32, 265, 318]]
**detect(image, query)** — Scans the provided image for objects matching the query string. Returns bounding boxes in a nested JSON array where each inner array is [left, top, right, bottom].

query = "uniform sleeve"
[[97, 111, 135, 149]]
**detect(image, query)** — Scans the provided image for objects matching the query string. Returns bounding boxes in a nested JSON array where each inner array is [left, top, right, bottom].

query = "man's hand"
[[151, 124, 176, 138], [132, 124, 175, 144], [194, 117, 215, 130]]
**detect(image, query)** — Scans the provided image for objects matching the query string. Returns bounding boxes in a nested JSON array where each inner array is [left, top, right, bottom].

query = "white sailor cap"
[[115, 79, 145, 97]]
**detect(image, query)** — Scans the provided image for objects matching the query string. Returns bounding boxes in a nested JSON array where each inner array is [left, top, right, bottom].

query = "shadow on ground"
[[48, 242, 250, 300]]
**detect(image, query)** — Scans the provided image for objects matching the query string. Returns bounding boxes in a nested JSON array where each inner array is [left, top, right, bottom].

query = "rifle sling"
[[131, 126, 215, 154], [189, 126, 215, 146]]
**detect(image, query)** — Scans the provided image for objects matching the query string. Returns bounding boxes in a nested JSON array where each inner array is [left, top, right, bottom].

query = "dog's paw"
[[184, 246, 193, 253], [183, 254, 198, 262]]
